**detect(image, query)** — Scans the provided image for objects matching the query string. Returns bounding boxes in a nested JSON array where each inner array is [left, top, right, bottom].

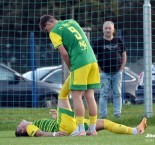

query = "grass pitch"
[[0, 104, 155, 145], [0, 127, 155, 145]]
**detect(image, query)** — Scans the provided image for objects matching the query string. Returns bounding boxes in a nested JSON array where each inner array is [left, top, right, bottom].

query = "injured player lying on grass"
[[15, 76, 147, 137], [15, 106, 147, 137]]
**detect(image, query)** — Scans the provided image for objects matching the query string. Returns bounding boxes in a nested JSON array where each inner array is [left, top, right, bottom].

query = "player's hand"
[[49, 109, 57, 119], [55, 131, 68, 136]]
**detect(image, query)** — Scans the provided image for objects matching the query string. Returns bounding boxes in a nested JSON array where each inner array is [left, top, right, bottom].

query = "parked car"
[[0, 63, 60, 108], [22, 65, 62, 81], [23, 66, 139, 104], [135, 63, 155, 104]]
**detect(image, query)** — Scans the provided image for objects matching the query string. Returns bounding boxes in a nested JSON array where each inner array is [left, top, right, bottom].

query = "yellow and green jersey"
[[33, 118, 59, 132], [26, 108, 90, 137], [49, 19, 97, 71], [26, 118, 59, 137]]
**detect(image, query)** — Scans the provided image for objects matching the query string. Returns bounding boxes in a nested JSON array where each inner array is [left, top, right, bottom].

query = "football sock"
[[89, 116, 97, 132], [89, 124, 96, 132], [132, 128, 138, 135], [78, 124, 85, 132], [76, 116, 85, 131], [89, 116, 97, 124], [76, 116, 84, 124], [103, 119, 132, 134]]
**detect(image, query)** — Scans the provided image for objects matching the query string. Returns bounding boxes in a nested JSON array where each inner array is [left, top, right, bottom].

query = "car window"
[[0, 66, 14, 81], [36, 69, 53, 80], [36, 67, 62, 80], [45, 69, 62, 84], [23, 69, 56, 80]]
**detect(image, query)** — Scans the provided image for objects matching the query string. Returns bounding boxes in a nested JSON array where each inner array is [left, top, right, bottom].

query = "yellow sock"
[[89, 116, 97, 124], [76, 116, 84, 124], [58, 76, 70, 100], [103, 119, 132, 134], [58, 93, 68, 100]]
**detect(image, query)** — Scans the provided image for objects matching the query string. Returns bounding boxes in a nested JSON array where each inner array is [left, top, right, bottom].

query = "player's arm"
[[119, 51, 127, 71], [27, 124, 67, 137], [58, 45, 70, 70], [35, 130, 68, 137], [49, 32, 70, 70], [49, 109, 58, 119]]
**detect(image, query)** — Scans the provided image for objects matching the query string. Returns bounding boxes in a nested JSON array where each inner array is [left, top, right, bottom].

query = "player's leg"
[[84, 89, 97, 136], [71, 90, 86, 136], [70, 63, 100, 136], [86, 62, 100, 136], [50, 75, 72, 118], [70, 66, 90, 136], [95, 117, 147, 135], [56, 76, 79, 135], [58, 75, 71, 110], [57, 108, 77, 135], [58, 75, 86, 136]]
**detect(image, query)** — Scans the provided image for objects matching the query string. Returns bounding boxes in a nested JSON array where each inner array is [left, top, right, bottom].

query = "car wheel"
[[122, 94, 136, 105]]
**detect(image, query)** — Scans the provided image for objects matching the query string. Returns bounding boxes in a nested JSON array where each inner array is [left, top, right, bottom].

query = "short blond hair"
[[103, 21, 114, 27]]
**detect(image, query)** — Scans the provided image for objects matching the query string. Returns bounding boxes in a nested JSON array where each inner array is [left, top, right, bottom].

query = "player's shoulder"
[[52, 19, 77, 30], [60, 19, 77, 25]]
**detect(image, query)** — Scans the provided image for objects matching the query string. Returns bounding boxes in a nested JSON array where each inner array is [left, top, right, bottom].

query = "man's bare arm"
[[35, 130, 68, 137], [120, 51, 127, 71], [58, 45, 70, 70], [49, 109, 57, 119]]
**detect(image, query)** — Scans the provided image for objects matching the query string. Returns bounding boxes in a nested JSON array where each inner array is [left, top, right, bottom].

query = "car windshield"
[[23, 69, 53, 80], [22, 66, 62, 81], [44, 69, 62, 84], [0, 66, 14, 81], [35, 69, 52, 80]]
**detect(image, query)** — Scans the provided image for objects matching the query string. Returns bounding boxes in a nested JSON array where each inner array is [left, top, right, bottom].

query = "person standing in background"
[[94, 21, 127, 118]]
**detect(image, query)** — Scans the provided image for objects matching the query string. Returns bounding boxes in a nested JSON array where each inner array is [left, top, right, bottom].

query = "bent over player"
[[39, 15, 100, 136]]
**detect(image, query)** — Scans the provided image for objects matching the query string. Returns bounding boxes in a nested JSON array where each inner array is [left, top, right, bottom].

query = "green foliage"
[[1, 0, 154, 38]]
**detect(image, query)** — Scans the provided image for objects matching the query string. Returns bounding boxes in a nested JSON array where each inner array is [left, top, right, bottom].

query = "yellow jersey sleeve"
[[49, 32, 62, 49], [26, 124, 40, 137]]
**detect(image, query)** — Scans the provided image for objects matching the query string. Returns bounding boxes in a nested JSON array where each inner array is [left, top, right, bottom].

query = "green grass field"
[[0, 104, 155, 145]]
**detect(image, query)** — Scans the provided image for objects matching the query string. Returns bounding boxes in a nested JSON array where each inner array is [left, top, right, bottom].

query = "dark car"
[[135, 81, 155, 104], [0, 63, 60, 108], [135, 64, 155, 104]]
